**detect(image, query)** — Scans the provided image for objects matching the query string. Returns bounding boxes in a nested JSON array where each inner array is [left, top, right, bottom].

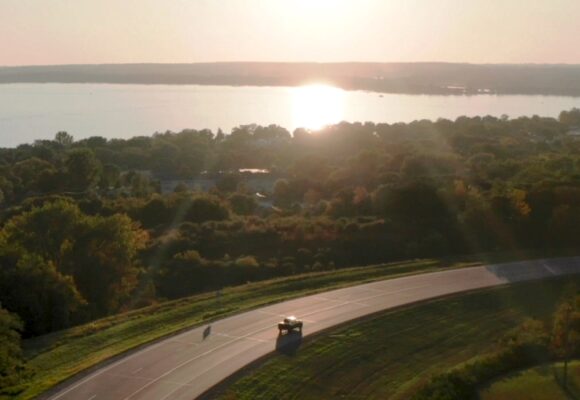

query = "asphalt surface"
[[46, 257, 580, 400]]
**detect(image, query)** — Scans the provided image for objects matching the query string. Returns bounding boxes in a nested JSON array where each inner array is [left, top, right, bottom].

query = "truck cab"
[[278, 316, 303, 334]]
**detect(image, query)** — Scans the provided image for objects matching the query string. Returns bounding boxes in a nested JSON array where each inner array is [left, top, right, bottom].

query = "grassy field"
[[6, 258, 474, 400], [480, 361, 580, 400], [214, 277, 580, 400]]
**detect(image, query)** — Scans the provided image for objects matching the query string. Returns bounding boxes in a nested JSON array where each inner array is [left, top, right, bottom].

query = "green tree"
[[11, 157, 58, 194], [101, 164, 121, 189], [559, 108, 580, 126], [0, 256, 85, 335], [0, 201, 147, 321], [0, 175, 13, 204], [216, 173, 241, 193], [54, 131, 74, 146], [65, 149, 102, 191], [551, 293, 580, 387], [67, 214, 146, 316], [0, 304, 23, 388], [0, 199, 81, 263], [139, 196, 171, 228], [229, 193, 257, 215], [273, 179, 291, 207], [173, 182, 189, 193], [124, 171, 155, 197], [156, 252, 207, 299], [167, 194, 229, 223]]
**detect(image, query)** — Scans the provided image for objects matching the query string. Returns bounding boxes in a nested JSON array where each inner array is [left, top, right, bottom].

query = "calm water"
[[1, 83, 579, 147]]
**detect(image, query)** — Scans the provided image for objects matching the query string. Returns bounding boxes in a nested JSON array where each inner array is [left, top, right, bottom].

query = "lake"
[[1, 83, 579, 147]]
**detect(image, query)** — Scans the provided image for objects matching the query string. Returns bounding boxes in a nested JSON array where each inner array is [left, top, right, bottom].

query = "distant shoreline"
[[2, 62, 580, 97], [2, 82, 580, 98]]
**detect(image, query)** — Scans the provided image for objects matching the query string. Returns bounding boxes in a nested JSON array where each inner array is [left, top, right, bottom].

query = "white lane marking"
[[215, 285, 430, 349], [121, 321, 282, 400], [313, 295, 366, 305], [345, 301, 369, 307], [50, 281, 430, 400], [47, 333, 184, 400], [312, 295, 343, 302], [314, 284, 424, 305], [104, 373, 151, 382], [155, 286, 432, 400], [543, 263, 558, 275], [215, 332, 269, 343], [131, 367, 143, 374], [50, 298, 299, 398], [48, 309, 269, 399], [363, 284, 430, 300], [256, 310, 317, 324], [257, 311, 316, 322], [169, 340, 200, 346], [257, 310, 286, 317], [45, 261, 580, 399], [299, 300, 361, 319], [299, 284, 431, 320], [360, 286, 390, 293], [87, 395, 96, 400], [257, 311, 316, 323], [156, 341, 265, 400], [105, 372, 195, 387], [315, 294, 368, 303]]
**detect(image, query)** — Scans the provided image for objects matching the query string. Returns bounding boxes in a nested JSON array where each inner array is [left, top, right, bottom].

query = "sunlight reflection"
[[291, 84, 345, 130]]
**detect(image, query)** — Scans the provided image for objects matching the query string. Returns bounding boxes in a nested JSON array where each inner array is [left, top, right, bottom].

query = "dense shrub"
[[0, 305, 24, 389], [412, 319, 556, 400]]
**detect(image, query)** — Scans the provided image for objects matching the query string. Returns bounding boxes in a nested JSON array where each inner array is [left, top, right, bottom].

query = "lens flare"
[[291, 84, 345, 130]]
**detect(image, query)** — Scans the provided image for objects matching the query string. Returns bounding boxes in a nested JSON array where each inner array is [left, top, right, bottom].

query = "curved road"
[[46, 257, 580, 400]]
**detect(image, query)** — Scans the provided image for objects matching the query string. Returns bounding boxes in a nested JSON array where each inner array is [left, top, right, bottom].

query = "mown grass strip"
[[215, 277, 580, 400], [8, 258, 470, 400], [479, 361, 580, 400]]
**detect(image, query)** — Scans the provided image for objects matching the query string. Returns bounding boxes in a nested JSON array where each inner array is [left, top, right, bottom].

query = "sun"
[[291, 84, 346, 130], [293, 0, 348, 14]]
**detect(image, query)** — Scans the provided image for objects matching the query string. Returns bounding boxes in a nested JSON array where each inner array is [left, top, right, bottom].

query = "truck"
[[278, 316, 303, 334]]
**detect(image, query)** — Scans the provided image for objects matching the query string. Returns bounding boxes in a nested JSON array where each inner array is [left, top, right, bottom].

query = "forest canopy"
[[1, 109, 580, 342]]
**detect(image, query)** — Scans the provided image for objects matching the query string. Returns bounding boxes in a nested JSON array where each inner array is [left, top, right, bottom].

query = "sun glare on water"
[[291, 84, 346, 130]]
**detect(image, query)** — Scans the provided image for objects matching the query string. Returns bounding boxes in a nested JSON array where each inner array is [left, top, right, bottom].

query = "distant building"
[[566, 127, 580, 136]]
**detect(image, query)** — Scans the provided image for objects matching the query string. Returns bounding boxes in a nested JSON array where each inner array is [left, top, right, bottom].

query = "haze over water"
[[1, 83, 579, 148]]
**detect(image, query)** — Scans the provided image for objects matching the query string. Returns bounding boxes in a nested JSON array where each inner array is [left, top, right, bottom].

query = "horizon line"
[[3, 61, 580, 69]]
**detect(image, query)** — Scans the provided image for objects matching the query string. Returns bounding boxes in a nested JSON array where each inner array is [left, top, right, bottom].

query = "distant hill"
[[1, 62, 580, 96]]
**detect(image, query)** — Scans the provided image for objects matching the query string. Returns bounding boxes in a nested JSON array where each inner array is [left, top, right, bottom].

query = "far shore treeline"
[[3, 62, 580, 96], [1, 109, 580, 385]]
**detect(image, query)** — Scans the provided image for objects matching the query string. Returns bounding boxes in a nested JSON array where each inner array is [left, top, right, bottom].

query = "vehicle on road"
[[278, 316, 303, 334]]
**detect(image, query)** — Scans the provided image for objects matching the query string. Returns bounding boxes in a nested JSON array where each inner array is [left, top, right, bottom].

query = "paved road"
[[46, 257, 580, 400]]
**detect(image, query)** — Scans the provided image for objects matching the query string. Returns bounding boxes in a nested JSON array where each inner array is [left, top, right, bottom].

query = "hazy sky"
[[2, 0, 580, 66]]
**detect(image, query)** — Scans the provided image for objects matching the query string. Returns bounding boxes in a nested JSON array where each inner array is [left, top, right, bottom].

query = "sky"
[[1, 0, 580, 66]]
